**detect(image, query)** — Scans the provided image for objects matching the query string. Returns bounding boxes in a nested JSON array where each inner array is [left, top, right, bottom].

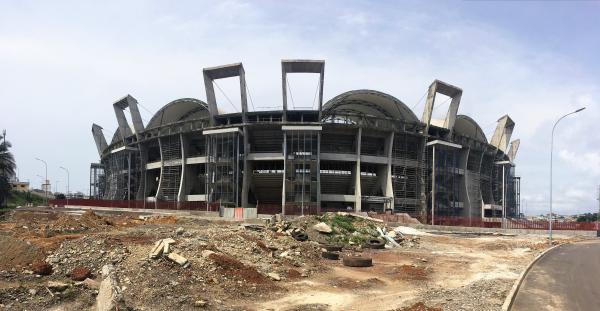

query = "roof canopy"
[[453, 115, 487, 143], [146, 98, 209, 129], [322, 90, 419, 123]]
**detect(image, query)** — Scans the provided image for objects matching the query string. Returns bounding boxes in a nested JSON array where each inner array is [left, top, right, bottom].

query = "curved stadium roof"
[[146, 98, 210, 130], [454, 115, 487, 143], [322, 90, 419, 123]]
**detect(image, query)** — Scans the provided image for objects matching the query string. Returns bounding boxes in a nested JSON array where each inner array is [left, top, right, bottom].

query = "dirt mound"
[[51, 210, 112, 233], [209, 253, 272, 285], [397, 302, 442, 311], [0, 235, 45, 269], [145, 215, 177, 224]]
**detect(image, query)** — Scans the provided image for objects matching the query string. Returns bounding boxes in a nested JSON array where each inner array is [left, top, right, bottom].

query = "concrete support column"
[[383, 132, 394, 211], [316, 132, 321, 214], [354, 128, 362, 212], [478, 150, 485, 218], [177, 133, 187, 207], [136, 145, 147, 201], [461, 148, 470, 218], [241, 127, 250, 208], [281, 132, 287, 215], [155, 138, 164, 209], [431, 145, 436, 225]]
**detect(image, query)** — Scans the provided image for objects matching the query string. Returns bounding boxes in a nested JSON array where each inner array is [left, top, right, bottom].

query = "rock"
[[97, 264, 126, 311], [70, 266, 92, 281], [194, 300, 208, 308], [176, 227, 185, 235], [28, 288, 37, 296], [149, 240, 164, 259], [313, 222, 332, 233], [267, 273, 281, 281], [201, 250, 215, 258], [32, 260, 53, 276], [47, 281, 69, 292], [167, 252, 189, 267], [163, 238, 176, 245], [80, 278, 100, 289]]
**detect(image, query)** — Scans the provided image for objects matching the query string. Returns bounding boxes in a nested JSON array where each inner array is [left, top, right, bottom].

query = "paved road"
[[512, 240, 600, 311]]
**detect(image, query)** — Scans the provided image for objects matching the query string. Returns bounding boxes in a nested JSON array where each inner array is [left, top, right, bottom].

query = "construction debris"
[[167, 252, 190, 267], [46, 281, 69, 292], [149, 238, 177, 259], [96, 264, 127, 311], [394, 226, 433, 236], [313, 222, 333, 233]]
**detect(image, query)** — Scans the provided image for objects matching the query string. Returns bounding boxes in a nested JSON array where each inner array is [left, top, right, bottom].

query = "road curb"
[[501, 243, 563, 311]]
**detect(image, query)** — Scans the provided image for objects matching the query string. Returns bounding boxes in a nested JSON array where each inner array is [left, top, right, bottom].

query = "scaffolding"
[[428, 145, 462, 217], [159, 135, 182, 201], [285, 130, 319, 214], [392, 132, 423, 215], [466, 149, 483, 217], [206, 131, 242, 207], [89, 163, 105, 199]]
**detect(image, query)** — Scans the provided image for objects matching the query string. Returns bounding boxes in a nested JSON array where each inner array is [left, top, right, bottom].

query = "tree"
[[0, 130, 16, 207]]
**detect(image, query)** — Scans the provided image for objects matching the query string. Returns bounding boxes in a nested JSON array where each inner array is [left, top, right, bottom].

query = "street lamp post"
[[59, 166, 69, 206], [35, 157, 48, 206], [549, 107, 585, 245]]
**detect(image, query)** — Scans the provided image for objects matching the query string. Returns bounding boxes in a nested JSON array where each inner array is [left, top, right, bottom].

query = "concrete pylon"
[[421, 80, 462, 137], [490, 115, 515, 152], [507, 139, 520, 162], [203, 63, 248, 125], [281, 60, 325, 121], [91, 124, 108, 156], [113, 95, 145, 142]]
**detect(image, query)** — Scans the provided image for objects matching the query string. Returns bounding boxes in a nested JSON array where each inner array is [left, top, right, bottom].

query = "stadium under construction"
[[90, 60, 521, 222]]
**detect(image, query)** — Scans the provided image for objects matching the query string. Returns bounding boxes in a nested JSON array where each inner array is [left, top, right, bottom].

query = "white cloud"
[[558, 149, 600, 176]]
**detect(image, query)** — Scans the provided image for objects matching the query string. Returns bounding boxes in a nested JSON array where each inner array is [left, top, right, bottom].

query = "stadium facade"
[[90, 60, 520, 221]]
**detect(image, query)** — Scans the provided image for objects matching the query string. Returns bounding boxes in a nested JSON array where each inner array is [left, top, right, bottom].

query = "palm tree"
[[0, 130, 16, 207]]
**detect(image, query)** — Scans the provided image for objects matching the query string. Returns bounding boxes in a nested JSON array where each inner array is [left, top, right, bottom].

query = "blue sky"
[[1, 0, 598, 215]]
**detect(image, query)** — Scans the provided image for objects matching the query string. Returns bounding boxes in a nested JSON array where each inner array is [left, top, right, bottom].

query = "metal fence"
[[48, 199, 220, 212], [47, 199, 599, 231]]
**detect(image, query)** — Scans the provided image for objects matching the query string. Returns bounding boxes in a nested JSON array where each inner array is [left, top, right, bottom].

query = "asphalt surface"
[[511, 239, 600, 311]]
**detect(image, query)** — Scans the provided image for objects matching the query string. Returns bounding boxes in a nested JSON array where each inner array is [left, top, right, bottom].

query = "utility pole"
[[596, 185, 599, 237], [35, 157, 48, 206], [59, 166, 69, 206], [549, 107, 585, 245]]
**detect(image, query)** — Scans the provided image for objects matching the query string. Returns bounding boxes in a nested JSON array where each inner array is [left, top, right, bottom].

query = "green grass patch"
[[5, 190, 44, 208]]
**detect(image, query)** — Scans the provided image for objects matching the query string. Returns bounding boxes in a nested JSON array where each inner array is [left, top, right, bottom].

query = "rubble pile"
[[51, 210, 113, 233], [45, 235, 130, 276], [277, 212, 420, 249]]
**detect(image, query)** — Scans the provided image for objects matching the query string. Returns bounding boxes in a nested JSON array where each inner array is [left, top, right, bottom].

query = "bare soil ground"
[[0, 207, 584, 311]]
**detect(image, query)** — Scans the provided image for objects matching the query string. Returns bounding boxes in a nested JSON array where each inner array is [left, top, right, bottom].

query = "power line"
[[431, 95, 452, 112], [286, 78, 296, 109], [245, 82, 256, 111], [411, 89, 429, 110], [138, 102, 154, 115], [213, 80, 239, 112], [311, 78, 320, 110]]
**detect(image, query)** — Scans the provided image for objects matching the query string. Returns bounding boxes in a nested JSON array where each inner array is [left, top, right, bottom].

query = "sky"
[[1, 0, 599, 216]]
